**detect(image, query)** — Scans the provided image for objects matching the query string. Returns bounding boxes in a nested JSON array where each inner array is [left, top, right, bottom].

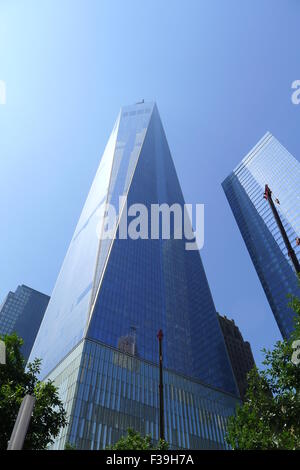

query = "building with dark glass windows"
[[218, 314, 255, 400], [29, 102, 240, 449], [222, 133, 300, 339], [0, 284, 50, 360]]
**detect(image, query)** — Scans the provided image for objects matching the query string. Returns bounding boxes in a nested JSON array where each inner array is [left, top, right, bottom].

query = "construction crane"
[[263, 184, 300, 274]]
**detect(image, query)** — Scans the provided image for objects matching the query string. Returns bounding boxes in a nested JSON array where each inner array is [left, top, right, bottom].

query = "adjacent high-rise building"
[[222, 132, 300, 339], [218, 314, 255, 400], [0, 285, 50, 360], [29, 102, 239, 449]]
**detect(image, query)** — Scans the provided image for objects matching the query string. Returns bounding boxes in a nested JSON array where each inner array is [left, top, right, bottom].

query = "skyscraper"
[[222, 132, 300, 339], [0, 285, 50, 360], [218, 314, 255, 400], [29, 102, 239, 449]]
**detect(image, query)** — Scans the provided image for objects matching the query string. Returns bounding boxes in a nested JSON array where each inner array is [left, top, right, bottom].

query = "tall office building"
[[0, 285, 50, 360], [218, 314, 255, 400], [222, 132, 300, 339], [29, 102, 239, 449]]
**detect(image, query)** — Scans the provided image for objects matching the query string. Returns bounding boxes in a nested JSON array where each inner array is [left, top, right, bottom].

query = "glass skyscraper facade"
[[29, 102, 239, 449], [222, 132, 300, 339], [47, 339, 238, 450], [0, 285, 50, 360]]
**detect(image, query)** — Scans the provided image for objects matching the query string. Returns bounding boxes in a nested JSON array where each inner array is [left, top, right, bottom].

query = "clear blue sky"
[[0, 0, 299, 367]]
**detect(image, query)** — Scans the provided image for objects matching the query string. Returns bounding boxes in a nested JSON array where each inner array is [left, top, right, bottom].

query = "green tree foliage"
[[226, 280, 300, 450], [0, 333, 67, 450], [107, 428, 169, 450], [64, 442, 77, 450]]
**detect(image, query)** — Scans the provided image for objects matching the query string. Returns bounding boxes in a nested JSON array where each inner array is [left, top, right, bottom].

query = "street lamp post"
[[157, 329, 164, 442], [0, 340, 6, 365], [7, 394, 36, 450]]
